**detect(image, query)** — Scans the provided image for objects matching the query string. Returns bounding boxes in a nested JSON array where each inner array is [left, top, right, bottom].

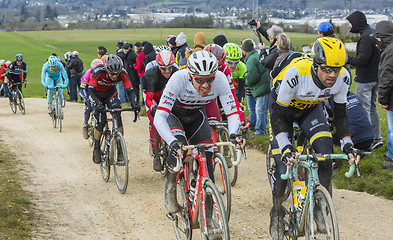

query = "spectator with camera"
[[253, 20, 284, 71]]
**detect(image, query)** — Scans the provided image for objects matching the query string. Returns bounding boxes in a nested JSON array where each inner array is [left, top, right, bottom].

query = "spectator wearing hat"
[[166, 35, 178, 55], [134, 42, 143, 55], [242, 39, 270, 137], [315, 22, 334, 38], [175, 32, 190, 69], [66, 50, 84, 102], [185, 32, 207, 59], [213, 35, 228, 47]]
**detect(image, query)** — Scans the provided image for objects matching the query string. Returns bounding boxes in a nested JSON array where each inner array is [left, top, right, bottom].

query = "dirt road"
[[0, 98, 392, 239]]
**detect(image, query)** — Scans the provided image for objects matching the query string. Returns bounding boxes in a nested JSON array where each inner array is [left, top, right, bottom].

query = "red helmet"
[[204, 44, 226, 66], [156, 50, 175, 66]]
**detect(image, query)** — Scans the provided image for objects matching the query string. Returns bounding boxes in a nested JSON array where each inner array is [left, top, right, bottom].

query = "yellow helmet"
[[312, 37, 346, 67]]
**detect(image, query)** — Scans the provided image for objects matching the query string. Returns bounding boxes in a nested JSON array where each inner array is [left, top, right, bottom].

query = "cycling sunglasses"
[[108, 71, 121, 76], [227, 60, 240, 65], [159, 66, 172, 71], [192, 75, 215, 84], [319, 65, 342, 74]]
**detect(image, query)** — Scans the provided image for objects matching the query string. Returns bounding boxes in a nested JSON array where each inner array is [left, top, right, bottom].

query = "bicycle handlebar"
[[104, 108, 140, 122], [280, 153, 355, 180]]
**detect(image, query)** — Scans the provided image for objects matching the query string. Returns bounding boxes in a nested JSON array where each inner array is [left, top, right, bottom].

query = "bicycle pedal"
[[166, 212, 177, 221]]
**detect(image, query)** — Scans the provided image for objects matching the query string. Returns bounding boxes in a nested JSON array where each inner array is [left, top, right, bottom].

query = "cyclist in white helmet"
[[154, 50, 244, 214]]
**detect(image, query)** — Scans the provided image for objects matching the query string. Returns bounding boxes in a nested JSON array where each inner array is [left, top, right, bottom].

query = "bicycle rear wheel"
[[113, 132, 129, 194], [87, 117, 95, 147], [218, 127, 238, 186], [99, 131, 111, 182], [213, 152, 231, 221], [200, 178, 230, 240], [52, 100, 57, 128], [171, 175, 192, 240], [16, 90, 25, 114], [9, 93, 17, 113], [305, 185, 339, 240]]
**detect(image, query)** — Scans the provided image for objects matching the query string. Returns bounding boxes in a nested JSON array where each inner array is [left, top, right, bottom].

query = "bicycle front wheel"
[[9, 94, 17, 113], [113, 132, 129, 194], [218, 127, 238, 186], [16, 90, 25, 114], [171, 175, 192, 240], [213, 152, 231, 221], [99, 131, 111, 182], [305, 185, 339, 240], [56, 97, 63, 132], [200, 178, 230, 240], [51, 100, 57, 128]]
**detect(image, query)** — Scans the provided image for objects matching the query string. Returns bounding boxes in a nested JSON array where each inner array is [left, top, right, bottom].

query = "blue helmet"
[[48, 56, 58, 67], [15, 53, 23, 61]]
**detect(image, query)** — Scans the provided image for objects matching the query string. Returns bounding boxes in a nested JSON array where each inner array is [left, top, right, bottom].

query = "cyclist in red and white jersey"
[[154, 51, 244, 213]]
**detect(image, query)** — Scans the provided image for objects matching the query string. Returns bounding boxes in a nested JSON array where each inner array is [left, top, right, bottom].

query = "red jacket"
[[0, 64, 7, 82], [134, 53, 145, 77]]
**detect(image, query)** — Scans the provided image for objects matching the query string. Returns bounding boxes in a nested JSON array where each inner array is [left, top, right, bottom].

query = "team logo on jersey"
[[169, 92, 174, 97], [229, 95, 233, 100]]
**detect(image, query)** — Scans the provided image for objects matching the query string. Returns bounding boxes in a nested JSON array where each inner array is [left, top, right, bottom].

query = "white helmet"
[[187, 50, 218, 76], [0, 59, 4, 65], [72, 50, 79, 56], [155, 45, 171, 54]]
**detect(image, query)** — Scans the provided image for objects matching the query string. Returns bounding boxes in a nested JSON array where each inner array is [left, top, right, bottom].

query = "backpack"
[[75, 58, 84, 73], [270, 52, 304, 79]]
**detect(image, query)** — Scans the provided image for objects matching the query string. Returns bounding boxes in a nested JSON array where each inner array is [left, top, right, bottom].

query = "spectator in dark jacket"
[[117, 43, 131, 104], [346, 11, 383, 150], [373, 20, 393, 168], [66, 51, 83, 102], [124, 43, 139, 104], [142, 42, 156, 67]]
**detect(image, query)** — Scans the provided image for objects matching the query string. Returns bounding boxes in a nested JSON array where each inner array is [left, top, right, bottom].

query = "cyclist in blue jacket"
[[41, 55, 69, 116]]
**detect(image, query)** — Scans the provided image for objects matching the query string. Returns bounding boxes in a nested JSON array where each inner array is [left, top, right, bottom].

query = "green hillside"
[[0, 28, 316, 98]]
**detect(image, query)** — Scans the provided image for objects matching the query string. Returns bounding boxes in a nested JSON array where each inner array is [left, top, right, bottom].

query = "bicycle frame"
[[175, 143, 229, 230], [281, 153, 354, 237]]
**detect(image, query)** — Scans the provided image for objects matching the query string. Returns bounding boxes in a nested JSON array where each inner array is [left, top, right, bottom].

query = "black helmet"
[[15, 53, 23, 61], [104, 54, 123, 74]]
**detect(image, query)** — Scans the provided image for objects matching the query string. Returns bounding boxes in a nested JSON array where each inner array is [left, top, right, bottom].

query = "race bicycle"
[[86, 114, 96, 147], [148, 122, 170, 176], [50, 86, 64, 132], [278, 153, 355, 239], [167, 142, 231, 240], [99, 107, 139, 194], [9, 82, 26, 114]]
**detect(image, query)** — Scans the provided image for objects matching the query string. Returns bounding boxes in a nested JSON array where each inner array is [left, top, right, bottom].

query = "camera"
[[248, 19, 257, 26]]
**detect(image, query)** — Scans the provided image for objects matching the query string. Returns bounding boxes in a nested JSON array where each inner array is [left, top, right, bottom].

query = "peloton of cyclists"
[[41, 55, 69, 116], [268, 37, 360, 239], [88, 54, 140, 164]]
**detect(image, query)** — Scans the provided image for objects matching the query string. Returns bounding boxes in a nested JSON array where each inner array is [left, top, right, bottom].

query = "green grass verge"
[[0, 140, 33, 239]]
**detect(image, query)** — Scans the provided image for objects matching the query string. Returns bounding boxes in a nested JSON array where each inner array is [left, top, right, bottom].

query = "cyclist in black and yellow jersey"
[[268, 37, 360, 239]]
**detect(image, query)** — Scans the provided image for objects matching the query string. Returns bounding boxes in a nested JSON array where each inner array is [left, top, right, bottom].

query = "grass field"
[[0, 28, 317, 98]]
